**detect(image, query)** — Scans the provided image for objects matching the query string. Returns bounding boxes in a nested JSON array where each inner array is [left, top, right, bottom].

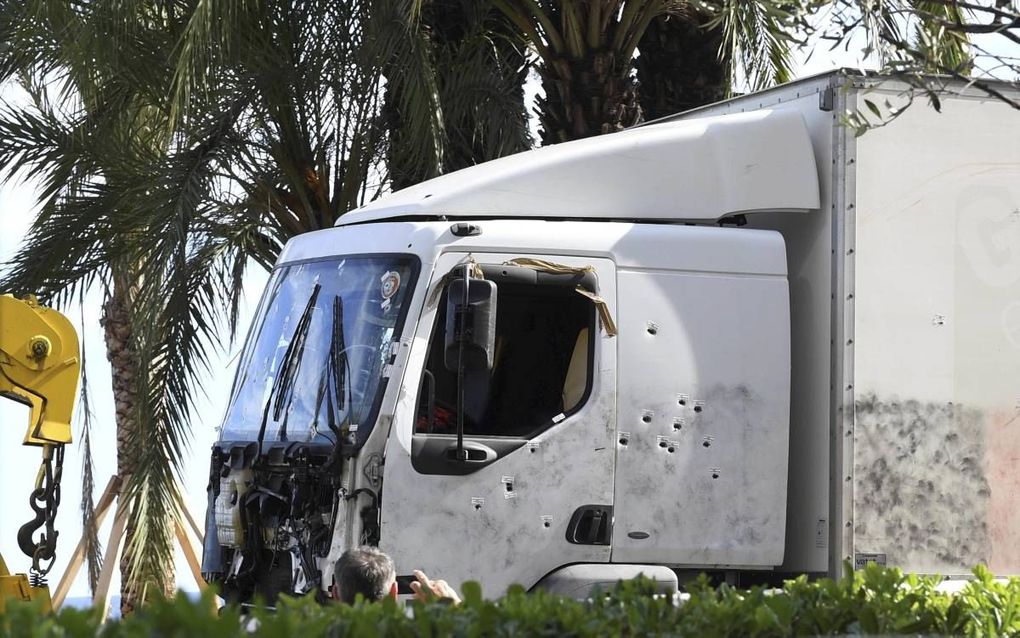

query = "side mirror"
[[444, 277, 497, 371]]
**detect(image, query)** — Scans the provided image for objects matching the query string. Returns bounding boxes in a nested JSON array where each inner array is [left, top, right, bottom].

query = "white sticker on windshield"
[[380, 270, 401, 311]]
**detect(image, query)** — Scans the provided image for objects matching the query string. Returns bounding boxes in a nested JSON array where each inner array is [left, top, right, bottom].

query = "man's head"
[[332, 546, 397, 603]]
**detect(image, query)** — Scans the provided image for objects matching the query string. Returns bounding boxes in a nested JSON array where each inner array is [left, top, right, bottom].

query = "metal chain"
[[17, 443, 64, 581]]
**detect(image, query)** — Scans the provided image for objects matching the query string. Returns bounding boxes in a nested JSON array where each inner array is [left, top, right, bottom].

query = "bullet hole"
[[529, 447, 537, 453], [673, 419, 683, 431], [678, 398, 687, 406], [702, 440, 711, 448], [543, 521, 551, 528], [619, 436, 629, 446], [505, 481, 514, 492], [694, 405, 703, 413], [659, 440, 668, 448], [647, 323, 658, 335], [711, 472, 720, 479], [474, 503, 482, 511], [642, 413, 652, 424], [667, 446, 675, 454]]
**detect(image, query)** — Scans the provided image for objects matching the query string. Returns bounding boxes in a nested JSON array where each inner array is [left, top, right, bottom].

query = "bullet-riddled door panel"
[[612, 267, 790, 567], [381, 253, 618, 596]]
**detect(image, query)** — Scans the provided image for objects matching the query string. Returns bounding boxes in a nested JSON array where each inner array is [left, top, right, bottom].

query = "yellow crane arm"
[[0, 294, 79, 613], [0, 294, 80, 445]]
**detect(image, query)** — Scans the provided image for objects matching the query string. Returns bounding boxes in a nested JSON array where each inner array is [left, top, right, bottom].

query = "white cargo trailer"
[[201, 70, 1020, 601]]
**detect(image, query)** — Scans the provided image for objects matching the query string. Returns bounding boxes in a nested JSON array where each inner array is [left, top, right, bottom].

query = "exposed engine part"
[[201, 441, 342, 604], [215, 470, 252, 547]]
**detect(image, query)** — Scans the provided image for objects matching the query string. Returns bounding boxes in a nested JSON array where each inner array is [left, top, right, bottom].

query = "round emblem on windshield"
[[381, 271, 401, 300]]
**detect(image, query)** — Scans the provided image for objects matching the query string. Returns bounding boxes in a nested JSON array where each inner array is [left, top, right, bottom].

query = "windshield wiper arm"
[[255, 283, 321, 450]]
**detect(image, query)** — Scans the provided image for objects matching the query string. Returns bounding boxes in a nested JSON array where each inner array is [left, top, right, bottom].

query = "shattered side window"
[[415, 280, 594, 438]]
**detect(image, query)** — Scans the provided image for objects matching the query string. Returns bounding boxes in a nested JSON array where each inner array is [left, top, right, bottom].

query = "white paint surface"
[[852, 87, 1020, 575], [341, 110, 819, 224], [611, 254, 791, 567]]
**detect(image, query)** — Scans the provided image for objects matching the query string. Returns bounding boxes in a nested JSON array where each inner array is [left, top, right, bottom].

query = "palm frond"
[[696, 0, 801, 94], [75, 296, 104, 594], [374, 0, 446, 188], [382, 0, 531, 187]]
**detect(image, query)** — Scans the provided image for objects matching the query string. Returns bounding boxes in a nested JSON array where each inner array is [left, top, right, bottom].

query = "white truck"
[[200, 70, 1020, 602]]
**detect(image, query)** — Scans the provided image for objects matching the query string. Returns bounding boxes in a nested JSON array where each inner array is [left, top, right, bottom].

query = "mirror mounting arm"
[[455, 263, 470, 462]]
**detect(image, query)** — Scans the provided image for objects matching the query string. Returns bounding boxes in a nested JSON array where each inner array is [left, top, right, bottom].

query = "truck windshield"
[[219, 255, 417, 447]]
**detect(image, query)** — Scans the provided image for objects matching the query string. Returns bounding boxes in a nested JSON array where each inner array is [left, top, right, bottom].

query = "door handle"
[[444, 442, 496, 463], [566, 505, 613, 545]]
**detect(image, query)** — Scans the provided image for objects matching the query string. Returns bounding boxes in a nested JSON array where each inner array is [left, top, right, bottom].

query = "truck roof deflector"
[[341, 109, 820, 225]]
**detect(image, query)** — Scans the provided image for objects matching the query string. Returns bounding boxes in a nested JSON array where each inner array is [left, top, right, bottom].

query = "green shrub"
[[1, 565, 1018, 637]]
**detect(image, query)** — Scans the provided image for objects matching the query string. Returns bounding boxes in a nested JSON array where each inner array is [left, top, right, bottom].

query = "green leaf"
[[461, 580, 484, 607]]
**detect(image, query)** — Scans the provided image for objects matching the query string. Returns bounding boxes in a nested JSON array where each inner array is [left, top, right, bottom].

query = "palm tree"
[[168, 0, 389, 250], [492, 0, 664, 144], [491, 0, 809, 144], [381, 0, 533, 189], [0, 0, 255, 613]]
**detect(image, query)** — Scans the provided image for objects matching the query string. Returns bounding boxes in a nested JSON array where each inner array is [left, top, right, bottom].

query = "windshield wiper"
[[329, 295, 352, 423], [255, 283, 321, 450], [311, 294, 348, 443]]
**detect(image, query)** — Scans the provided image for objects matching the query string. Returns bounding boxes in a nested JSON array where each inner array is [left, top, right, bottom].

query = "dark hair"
[[334, 546, 396, 603]]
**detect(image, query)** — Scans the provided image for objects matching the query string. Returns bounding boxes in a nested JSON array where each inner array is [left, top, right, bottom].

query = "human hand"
[[409, 569, 461, 604]]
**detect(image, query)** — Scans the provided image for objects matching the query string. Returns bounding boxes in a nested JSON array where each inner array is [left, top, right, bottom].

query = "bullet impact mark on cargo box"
[[641, 410, 653, 424], [647, 322, 659, 335]]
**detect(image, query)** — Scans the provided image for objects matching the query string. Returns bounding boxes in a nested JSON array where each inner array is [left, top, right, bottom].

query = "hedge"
[[2, 564, 1018, 637]]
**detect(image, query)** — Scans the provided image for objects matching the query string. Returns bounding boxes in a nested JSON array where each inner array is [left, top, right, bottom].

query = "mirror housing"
[[444, 277, 497, 371]]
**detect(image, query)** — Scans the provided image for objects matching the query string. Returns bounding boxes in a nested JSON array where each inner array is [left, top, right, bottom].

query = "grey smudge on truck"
[[854, 393, 990, 573]]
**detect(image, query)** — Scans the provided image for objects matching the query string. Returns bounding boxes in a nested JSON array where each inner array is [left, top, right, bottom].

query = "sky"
[[0, 19, 1011, 602]]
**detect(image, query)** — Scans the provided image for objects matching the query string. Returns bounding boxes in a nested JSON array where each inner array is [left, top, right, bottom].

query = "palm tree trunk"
[[635, 13, 728, 121], [102, 279, 174, 614], [537, 49, 642, 145]]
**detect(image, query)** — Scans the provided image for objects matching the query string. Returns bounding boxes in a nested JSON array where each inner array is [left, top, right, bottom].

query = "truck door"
[[380, 252, 617, 596]]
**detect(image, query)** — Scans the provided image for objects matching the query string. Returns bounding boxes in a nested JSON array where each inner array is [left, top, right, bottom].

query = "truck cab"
[[201, 108, 815, 601]]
